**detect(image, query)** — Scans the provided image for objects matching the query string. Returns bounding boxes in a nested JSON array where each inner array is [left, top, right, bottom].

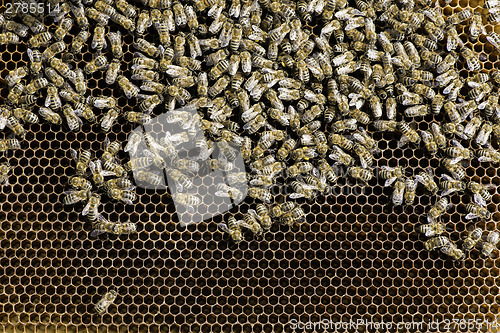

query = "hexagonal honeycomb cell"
[[0, 0, 500, 332]]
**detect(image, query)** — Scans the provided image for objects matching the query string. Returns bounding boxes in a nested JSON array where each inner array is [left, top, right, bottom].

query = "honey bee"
[[63, 189, 90, 205], [61, 104, 82, 131], [0, 32, 19, 44], [0, 138, 20, 152], [27, 48, 42, 75], [7, 116, 25, 138], [49, 58, 74, 83], [138, 94, 163, 114], [105, 178, 134, 191], [69, 176, 92, 191], [460, 47, 481, 72], [280, 207, 306, 226], [0, 163, 11, 186], [441, 242, 465, 261], [90, 214, 137, 237], [379, 166, 404, 187], [424, 236, 450, 251], [82, 193, 101, 221], [5, 66, 29, 87], [219, 216, 243, 243], [416, 168, 438, 195], [347, 166, 373, 183], [427, 197, 451, 223], [54, 17, 73, 41], [22, 14, 44, 34], [331, 119, 357, 133], [480, 231, 499, 257], [468, 181, 494, 207], [100, 108, 120, 132], [84, 55, 109, 75], [28, 31, 52, 48], [7, 82, 24, 104], [439, 174, 466, 196], [477, 147, 500, 164], [95, 290, 117, 315], [465, 203, 491, 220], [108, 188, 136, 205], [134, 38, 160, 58], [420, 130, 437, 155], [429, 123, 447, 149], [462, 228, 483, 251], [102, 160, 126, 178], [417, 221, 446, 238], [373, 120, 398, 132], [116, 76, 140, 99], [38, 107, 62, 125], [398, 121, 420, 147], [13, 107, 39, 124], [24, 77, 48, 96]]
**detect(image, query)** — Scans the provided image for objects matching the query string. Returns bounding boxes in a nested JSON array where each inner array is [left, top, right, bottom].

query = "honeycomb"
[[1, 0, 500, 333]]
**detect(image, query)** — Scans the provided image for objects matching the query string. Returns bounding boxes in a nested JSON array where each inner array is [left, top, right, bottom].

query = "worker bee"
[[27, 48, 42, 75], [427, 197, 451, 223], [69, 176, 92, 191], [38, 107, 62, 125], [352, 143, 374, 168], [463, 228, 483, 251], [22, 14, 44, 33], [379, 166, 404, 187], [417, 220, 446, 238], [23, 77, 47, 96], [6, 116, 25, 138], [331, 119, 357, 133], [416, 168, 438, 194], [62, 105, 83, 131], [13, 107, 38, 124], [49, 58, 75, 83], [373, 120, 398, 132], [105, 178, 134, 191], [460, 47, 481, 71], [101, 108, 121, 132], [0, 31, 20, 44], [398, 121, 420, 147], [90, 214, 137, 237], [70, 149, 91, 176], [63, 189, 90, 205], [117, 76, 140, 99], [0, 163, 11, 186], [5, 66, 29, 87], [84, 55, 109, 75], [429, 123, 446, 149], [390, 178, 405, 206], [108, 188, 136, 205], [468, 181, 494, 207], [82, 193, 101, 221], [7, 82, 24, 104], [439, 174, 466, 196], [95, 290, 117, 315], [424, 236, 450, 251], [477, 146, 500, 164], [480, 231, 499, 257], [280, 207, 306, 226], [28, 31, 52, 48], [465, 203, 491, 220], [441, 242, 465, 261], [0, 138, 20, 152], [347, 166, 373, 183], [421, 130, 438, 155], [219, 216, 243, 243], [134, 38, 160, 58], [102, 160, 126, 178], [54, 17, 73, 41]]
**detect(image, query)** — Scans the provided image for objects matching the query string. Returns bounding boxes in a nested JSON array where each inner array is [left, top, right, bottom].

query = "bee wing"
[[465, 213, 479, 220], [69, 148, 78, 161], [360, 156, 368, 169], [474, 193, 487, 207], [218, 223, 230, 234], [441, 173, 454, 181], [450, 139, 464, 149], [215, 190, 230, 197], [289, 193, 305, 199], [82, 200, 92, 216], [441, 189, 457, 196], [397, 135, 410, 148], [385, 177, 397, 187]]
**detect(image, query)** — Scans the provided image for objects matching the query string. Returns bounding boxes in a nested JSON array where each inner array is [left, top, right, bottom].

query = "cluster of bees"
[[64, 142, 138, 237], [1, 0, 500, 315]]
